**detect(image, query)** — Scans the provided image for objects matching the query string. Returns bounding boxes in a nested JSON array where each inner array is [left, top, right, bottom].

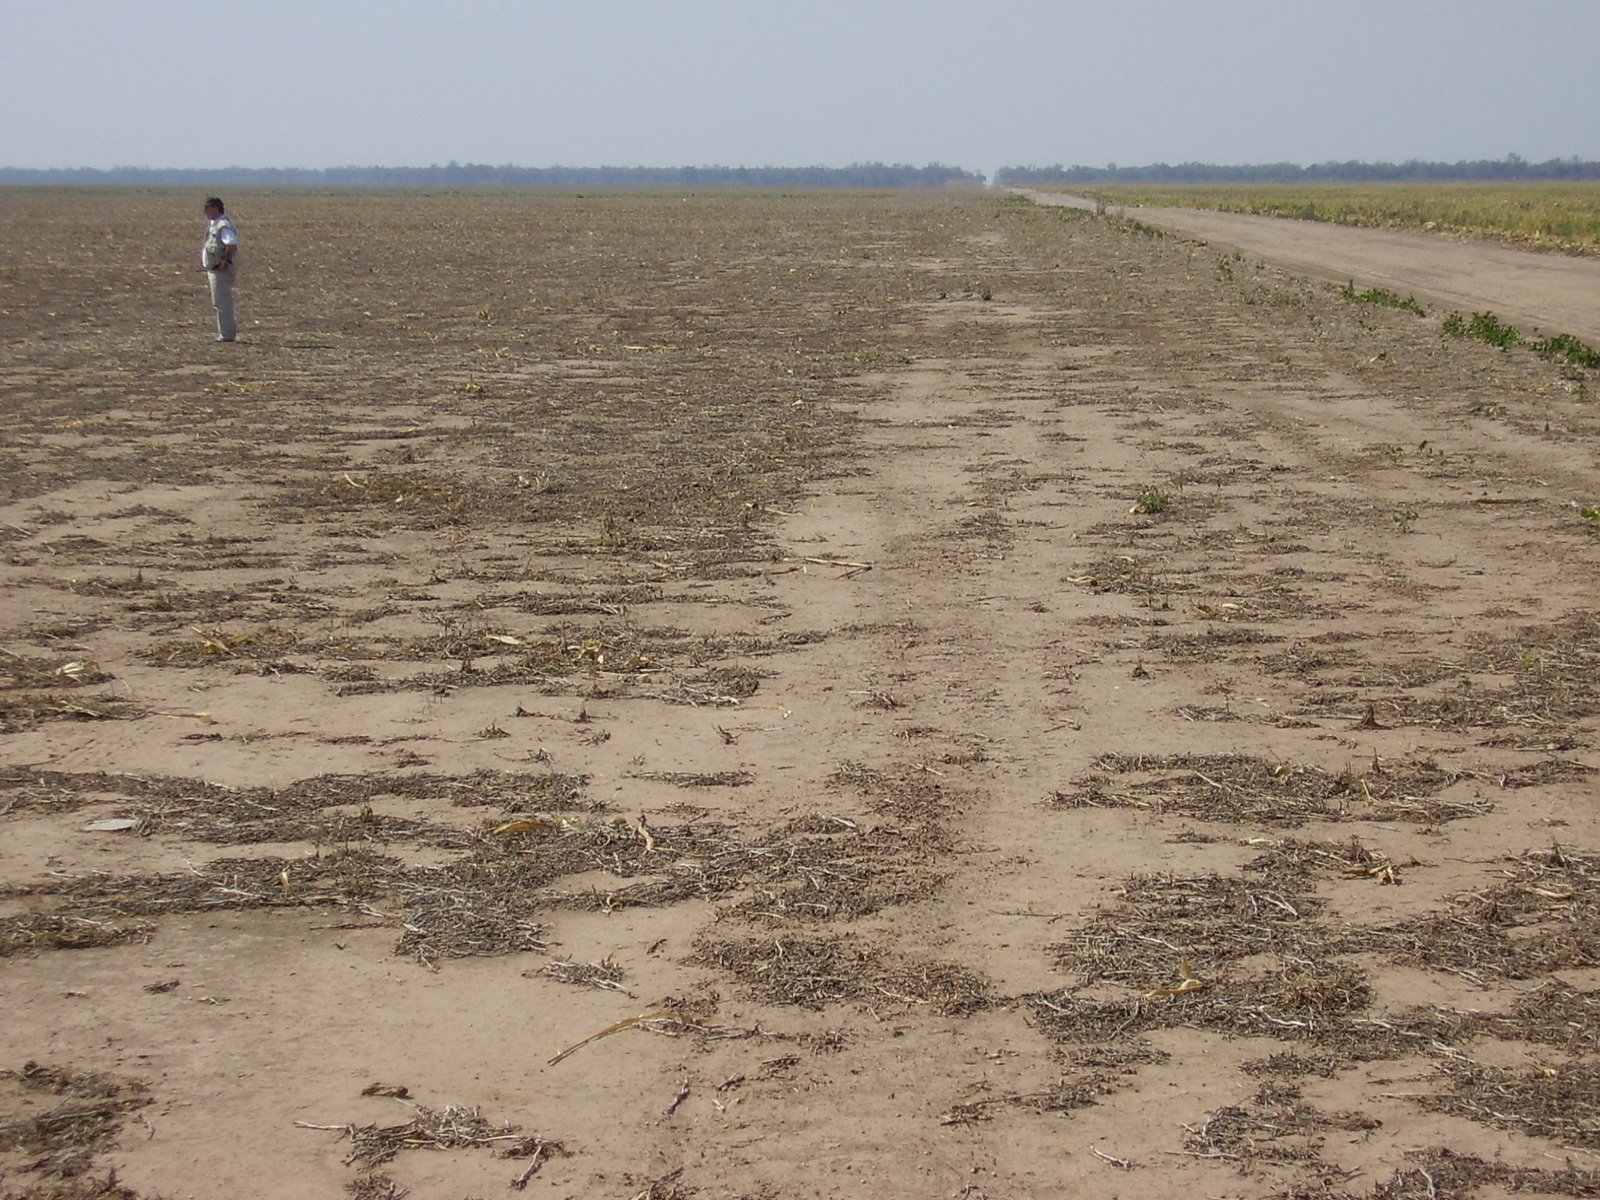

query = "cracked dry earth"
[[3, 188, 1600, 1200]]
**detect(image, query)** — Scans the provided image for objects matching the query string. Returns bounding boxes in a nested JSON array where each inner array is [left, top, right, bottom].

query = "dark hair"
[[204, 197, 225, 212]]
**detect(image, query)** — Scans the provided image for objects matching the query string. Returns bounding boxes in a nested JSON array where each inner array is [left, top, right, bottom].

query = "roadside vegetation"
[[1443, 309, 1600, 369], [1341, 280, 1425, 315], [1070, 183, 1600, 256]]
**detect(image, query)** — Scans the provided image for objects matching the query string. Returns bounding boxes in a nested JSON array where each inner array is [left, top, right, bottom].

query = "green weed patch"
[[1341, 281, 1424, 315]]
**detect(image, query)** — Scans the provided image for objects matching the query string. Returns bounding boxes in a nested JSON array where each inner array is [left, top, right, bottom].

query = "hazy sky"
[[4, 0, 1597, 173]]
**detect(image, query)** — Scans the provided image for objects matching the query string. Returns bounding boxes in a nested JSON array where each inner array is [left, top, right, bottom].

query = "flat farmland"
[[3, 188, 1600, 1200]]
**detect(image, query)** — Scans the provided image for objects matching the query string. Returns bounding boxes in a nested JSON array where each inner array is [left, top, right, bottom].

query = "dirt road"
[[1022, 188, 1600, 345], [3, 189, 1600, 1199]]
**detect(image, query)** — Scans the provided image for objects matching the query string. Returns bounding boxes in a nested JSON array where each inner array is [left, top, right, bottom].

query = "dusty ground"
[[2, 187, 1599, 1200]]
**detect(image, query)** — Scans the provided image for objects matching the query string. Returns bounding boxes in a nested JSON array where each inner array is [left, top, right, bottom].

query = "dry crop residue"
[[2, 187, 1599, 1198]]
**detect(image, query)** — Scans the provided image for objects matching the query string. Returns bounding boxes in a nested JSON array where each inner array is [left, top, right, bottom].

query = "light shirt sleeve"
[[219, 225, 239, 246]]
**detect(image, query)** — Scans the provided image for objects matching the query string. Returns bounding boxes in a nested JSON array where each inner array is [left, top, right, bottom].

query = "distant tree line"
[[0, 162, 983, 189], [996, 155, 1600, 185]]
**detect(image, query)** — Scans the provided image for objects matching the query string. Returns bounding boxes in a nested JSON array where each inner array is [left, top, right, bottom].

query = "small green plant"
[[1393, 508, 1419, 533], [1131, 486, 1173, 515], [1443, 310, 1521, 349], [1385, 444, 1406, 464], [1216, 256, 1235, 282], [1470, 312, 1522, 348], [1580, 506, 1600, 538], [1415, 440, 1448, 467], [1341, 280, 1425, 316], [1470, 403, 1504, 417], [1529, 332, 1600, 370], [1443, 312, 1599, 370]]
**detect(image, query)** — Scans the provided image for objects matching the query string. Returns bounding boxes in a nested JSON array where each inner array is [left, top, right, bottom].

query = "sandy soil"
[[3, 188, 1599, 1200]]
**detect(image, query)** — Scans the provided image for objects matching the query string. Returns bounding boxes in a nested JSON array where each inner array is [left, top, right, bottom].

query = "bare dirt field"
[[3, 187, 1599, 1200]]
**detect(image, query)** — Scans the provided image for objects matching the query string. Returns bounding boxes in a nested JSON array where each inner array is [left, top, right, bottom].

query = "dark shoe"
[[215, 337, 235, 343]]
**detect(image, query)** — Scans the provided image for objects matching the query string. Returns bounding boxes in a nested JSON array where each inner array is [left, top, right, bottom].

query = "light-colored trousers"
[[208, 266, 238, 340]]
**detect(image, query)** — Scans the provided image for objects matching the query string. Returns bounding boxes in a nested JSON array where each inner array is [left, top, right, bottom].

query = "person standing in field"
[[200, 197, 240, 342]]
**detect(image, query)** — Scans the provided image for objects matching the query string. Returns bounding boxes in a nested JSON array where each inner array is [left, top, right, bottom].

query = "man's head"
[[204, 197, 225, 217]]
